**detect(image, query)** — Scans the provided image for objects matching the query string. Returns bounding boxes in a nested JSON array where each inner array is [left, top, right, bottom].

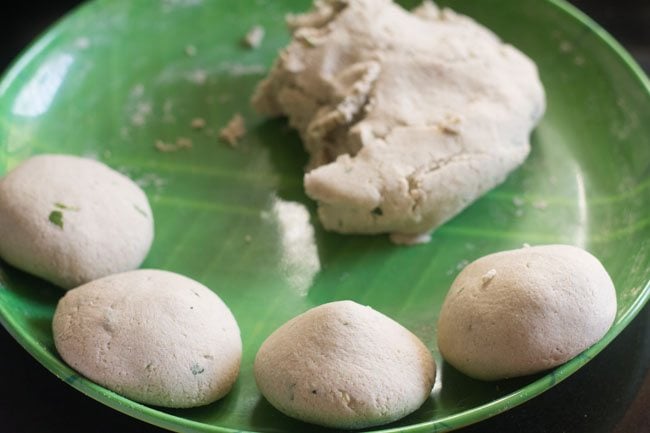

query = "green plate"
[[1, 0, 649, 432]]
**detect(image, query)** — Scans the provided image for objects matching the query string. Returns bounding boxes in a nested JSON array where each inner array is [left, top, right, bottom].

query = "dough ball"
[[0, 154, 154, 289], [253, 0, 545, 243], [437, 245, 617, 380], [52, 269, 242, 408], [254, 300, 435, 429]]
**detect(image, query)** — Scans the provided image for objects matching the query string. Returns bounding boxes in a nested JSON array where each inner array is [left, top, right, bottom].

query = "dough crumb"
[[188, 69, 208, 85], [481, 269, 497, 285], [155, 138, 193, 153], [191, 118, 207, 129], [219, 114, 246, 147], [176, 137, 193, 148], [155, 140, 177, 153], [559, 40, 573, 53], [532, 199, 548, 210], [185, 44, 198, 57], [131, 102, 152, 127], [512, 196, 525, 207], [243, 25, 265, 49]]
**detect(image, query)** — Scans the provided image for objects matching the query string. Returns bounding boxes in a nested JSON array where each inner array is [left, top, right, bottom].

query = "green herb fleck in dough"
[[55, 202, 79, 211], [371, 207, 383, 216], [133, 204, 148, 218], [49, 211, 64, 229], [190, 363, 205, 375]]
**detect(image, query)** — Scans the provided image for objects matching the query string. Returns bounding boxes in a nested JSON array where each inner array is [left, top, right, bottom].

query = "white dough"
[[254, 300, 436, 429], [253, 0, 545, 243], [0, 154, 154, 289], [437, 245, 617, 381], [52, 270, 242, 408]]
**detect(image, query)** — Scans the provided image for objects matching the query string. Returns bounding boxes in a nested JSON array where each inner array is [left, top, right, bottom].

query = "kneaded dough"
[[437, 245, 616, 381], [254, 300, 435, 429], [253, 0, 545, 243], [53, 269, 242, 408], [0, 154, 154, 289]]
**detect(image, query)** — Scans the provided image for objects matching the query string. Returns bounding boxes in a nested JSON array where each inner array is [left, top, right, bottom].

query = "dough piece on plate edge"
[[437, 245, 617, 381], [53, 270, 242, 408], [252, 0, 546, 244], [254, 301, 436, 429], [0, 154, 154, 289]]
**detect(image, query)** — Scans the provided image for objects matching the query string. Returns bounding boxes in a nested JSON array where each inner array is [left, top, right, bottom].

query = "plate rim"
[[0, 0, 649, 432]]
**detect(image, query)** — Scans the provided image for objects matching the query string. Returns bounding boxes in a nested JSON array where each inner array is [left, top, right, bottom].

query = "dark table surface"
[[1, 1, 649, 433]]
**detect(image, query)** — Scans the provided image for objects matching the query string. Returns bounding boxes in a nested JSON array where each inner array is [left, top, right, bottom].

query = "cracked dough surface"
[[254, 300, 436, 429], [53, 269, 242, 408], [253, 0, 545, 243], [437, 245, 616, 381]]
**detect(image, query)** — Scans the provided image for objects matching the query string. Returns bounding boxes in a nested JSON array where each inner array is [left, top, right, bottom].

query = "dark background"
[[1, 1, 649, 433]]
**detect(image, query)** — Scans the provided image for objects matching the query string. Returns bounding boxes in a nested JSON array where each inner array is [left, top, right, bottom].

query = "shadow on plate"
[[250, 395, 342, 433], [438, 360, 545, 411], [162, 379, 242, 423]]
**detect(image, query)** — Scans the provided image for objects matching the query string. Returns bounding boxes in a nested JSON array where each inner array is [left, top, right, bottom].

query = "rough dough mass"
[[0, 154, 154, 289], [254, 300, 436, 429], [52, 269, 242, 408], [437, 245, 616, 381], [253, 0, 545, 244]]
